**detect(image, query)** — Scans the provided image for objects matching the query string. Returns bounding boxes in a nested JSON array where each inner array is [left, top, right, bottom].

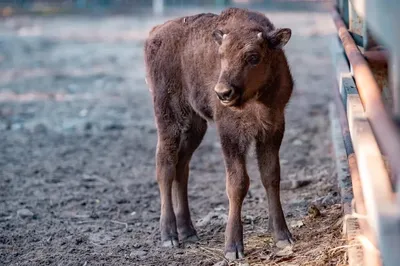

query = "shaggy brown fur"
[[144, 7, 294, 260]]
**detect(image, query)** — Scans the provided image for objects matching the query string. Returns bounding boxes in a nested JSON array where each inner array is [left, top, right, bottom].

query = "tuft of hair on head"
[[212, 29, 228, 45]]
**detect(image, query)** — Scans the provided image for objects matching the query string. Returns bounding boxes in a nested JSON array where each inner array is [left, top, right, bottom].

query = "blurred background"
[[1, 0, 332, 15]]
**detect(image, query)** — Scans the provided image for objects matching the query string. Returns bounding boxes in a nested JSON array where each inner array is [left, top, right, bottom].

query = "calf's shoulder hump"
[[146, 8, 275, 47]]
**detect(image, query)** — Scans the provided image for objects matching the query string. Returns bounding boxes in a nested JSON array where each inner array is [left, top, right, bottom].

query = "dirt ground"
[[0, 6, 346, 266]]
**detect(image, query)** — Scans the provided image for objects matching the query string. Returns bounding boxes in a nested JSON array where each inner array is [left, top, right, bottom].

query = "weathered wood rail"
[[331, 1, 400, 265]]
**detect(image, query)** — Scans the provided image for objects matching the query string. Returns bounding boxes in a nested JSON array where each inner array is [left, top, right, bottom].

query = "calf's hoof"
[[161, 237, 179, 248], [178, 224, 199, 243], [181, 233, 199, 243], [275, 229, 294, 248], [224, 242, 244, 260]]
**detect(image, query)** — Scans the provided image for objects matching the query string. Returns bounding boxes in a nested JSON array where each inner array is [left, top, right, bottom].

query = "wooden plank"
[[348, 0, 364, 46], [330, 103, 353, 206], [347, 94, 400, 266], [364, 0, 400, 117], [350, 0, 365, 19], [330, 34, 358, 109], [345, 216, 364, 266], [330, 102, 364, 265]]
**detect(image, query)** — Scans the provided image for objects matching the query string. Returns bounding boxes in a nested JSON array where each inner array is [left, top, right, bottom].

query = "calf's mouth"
[[219, 94, 241, 106]]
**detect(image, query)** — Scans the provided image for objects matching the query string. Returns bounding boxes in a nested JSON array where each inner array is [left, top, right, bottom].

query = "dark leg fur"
[[173, 116, 207, 242], [218, 127, 250, 260], [256, 128, 293, 247]]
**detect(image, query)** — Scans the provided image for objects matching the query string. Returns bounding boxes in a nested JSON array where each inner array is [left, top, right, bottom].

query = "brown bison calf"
[[144, 7, 294, 260]]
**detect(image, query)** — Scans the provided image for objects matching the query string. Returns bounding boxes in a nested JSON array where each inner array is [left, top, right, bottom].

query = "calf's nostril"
[[218, 89, 234, 101]]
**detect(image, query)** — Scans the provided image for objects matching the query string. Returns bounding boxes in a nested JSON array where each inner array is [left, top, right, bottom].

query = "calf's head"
[[212, 27, 291, 106]]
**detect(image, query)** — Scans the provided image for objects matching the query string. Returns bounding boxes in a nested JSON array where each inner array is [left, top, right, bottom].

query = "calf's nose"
[[215, 84, 234, 102]]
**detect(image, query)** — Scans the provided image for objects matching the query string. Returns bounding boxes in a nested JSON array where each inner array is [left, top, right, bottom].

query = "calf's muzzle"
[[214, 83, 240, 105]]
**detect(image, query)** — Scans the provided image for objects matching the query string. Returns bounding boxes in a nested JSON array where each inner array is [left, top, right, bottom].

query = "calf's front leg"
[[219, 133, 250, 260], [256, 131, 293, 247]]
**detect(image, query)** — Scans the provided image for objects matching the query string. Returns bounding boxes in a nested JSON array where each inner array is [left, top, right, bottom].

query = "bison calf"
[[144, 7, 294, 260]]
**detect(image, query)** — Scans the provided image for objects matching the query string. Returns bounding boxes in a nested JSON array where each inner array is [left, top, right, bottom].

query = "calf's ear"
[[267, 28, 291, 49], [212, 29, 226, 45]]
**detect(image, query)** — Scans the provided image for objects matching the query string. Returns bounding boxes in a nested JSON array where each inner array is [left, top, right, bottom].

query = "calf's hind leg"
[[256, 130, 293, 247], [173, 117, 207, 242], [156, 130, 180, 247]]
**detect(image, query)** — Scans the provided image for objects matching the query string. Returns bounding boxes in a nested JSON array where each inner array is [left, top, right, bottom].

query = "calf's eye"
[[247, 54, 260, 65]]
